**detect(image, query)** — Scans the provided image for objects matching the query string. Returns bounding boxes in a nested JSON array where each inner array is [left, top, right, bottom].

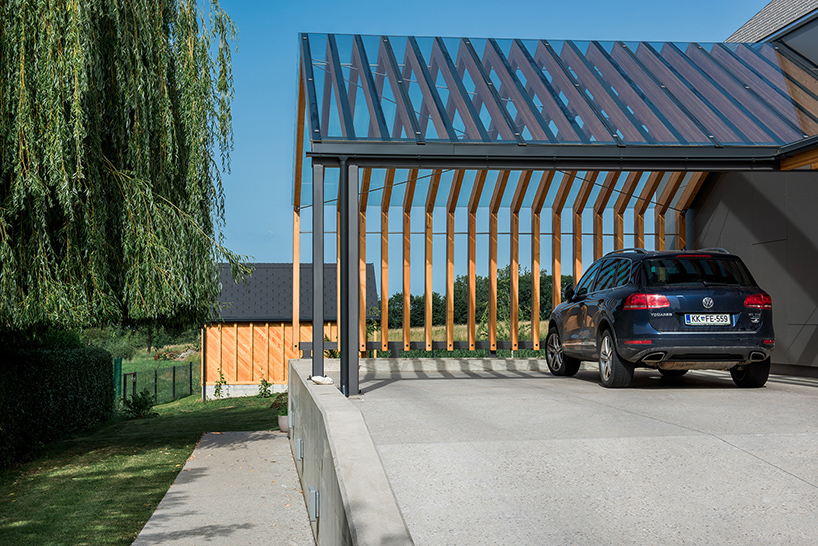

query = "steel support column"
[[312, 164, 325, 376], [339, 160, 360, 396]]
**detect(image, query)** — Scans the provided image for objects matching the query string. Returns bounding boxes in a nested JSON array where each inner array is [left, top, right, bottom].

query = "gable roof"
[[215, 263, 379, 322], [727, 0, 818, 43]]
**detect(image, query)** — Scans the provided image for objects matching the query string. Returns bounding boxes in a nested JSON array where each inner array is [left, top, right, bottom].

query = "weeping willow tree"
[[0, 0, 248, 332]]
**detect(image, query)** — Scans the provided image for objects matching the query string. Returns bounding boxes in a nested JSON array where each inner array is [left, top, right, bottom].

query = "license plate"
[[684, 313, 730, 326]]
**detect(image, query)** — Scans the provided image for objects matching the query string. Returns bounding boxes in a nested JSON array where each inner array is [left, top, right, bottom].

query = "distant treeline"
[[379, 266, 573, 329]]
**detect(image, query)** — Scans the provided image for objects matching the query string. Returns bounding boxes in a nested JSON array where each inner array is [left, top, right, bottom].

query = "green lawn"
[[0, 394, 282, 546]]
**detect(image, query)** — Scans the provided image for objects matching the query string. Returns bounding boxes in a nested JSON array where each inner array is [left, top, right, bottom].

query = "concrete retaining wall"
[[288, 360, 413, 546]]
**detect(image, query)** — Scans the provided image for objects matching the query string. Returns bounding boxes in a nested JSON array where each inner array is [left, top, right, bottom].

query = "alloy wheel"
[[599, 334, 613, 382], [547, 331, 563, 372]]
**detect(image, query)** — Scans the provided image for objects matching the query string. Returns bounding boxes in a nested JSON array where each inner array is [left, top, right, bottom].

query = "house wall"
[[201, 322, 339, 398], [690, 170, 818, 376]]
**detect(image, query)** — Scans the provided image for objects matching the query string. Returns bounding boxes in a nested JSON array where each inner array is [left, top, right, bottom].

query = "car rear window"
[[644, 256, 754, 287]]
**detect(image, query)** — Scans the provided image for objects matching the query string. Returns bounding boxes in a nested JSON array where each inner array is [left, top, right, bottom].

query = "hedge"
[[0, 347, 114, 468]]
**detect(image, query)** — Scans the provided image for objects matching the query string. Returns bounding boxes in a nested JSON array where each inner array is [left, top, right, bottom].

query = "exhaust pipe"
[[750, 352, 767, 362], [642, 352, 666, 363]]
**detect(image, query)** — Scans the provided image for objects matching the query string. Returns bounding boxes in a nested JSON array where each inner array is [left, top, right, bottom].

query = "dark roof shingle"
[[727, 0, 818, 42], [215, 263, 379, 322]]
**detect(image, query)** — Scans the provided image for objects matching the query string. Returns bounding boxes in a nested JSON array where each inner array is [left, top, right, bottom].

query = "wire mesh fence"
[[121, 362, 201, 405]]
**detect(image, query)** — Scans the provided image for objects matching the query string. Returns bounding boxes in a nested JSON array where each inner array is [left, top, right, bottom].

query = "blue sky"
[[217, 0, 769, 284]]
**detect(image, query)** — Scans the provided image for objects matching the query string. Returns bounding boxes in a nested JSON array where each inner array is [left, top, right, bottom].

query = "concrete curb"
[[319, 357, 596, 373], [288, 360, 413, 546]]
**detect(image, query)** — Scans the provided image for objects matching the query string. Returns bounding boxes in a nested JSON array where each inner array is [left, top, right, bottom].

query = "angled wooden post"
[[552, 172, 576, 307], [531, 171, 555, 349], [293, 63, 306, 353], [675, 172, 709, 250], [634, 172, 664, 249], [489, 171, 510, 352], [380, 169, 395, 351], [654, 172, 685, 251], [446, 171, 465, 351], [468, 170, 488, 350], [593, 171, 620, 260], [359, 168, 371, 352], [510, 171, 532, 351], [403, 169, 418, 350], [613, 171, 643, 250], [572, 171, 598, 285], [425, 170, 442, 351]]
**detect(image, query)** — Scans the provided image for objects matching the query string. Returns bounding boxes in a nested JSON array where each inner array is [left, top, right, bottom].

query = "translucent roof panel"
[[300, 34, 818, 147]]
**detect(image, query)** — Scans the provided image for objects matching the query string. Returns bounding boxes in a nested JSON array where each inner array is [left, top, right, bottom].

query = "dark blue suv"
[[546, 248, 774, 388]]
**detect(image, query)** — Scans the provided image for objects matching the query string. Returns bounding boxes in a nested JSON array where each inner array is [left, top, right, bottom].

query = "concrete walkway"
[[132, 431, 313, 546]]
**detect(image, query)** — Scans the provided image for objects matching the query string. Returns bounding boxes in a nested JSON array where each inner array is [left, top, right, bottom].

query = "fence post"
[[154, 369, 158, 403], [172, 365, 176, 401], [131, 373, 137, 400], [113, 358, 122, 401], [189, 361, 193, 397]]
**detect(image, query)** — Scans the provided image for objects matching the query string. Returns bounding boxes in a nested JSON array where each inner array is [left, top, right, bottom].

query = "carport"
[[290, 34, 818, 396]]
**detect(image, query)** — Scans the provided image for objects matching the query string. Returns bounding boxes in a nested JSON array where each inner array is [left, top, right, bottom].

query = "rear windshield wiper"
[[700, 280, 734, 287]]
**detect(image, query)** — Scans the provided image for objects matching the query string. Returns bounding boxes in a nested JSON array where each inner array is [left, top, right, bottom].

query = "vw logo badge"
[[702, 297, 714, 309]]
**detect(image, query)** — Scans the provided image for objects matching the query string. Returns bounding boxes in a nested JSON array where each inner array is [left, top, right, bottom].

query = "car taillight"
[[744, 293, 772, 310], [624, 293, 670, 310]]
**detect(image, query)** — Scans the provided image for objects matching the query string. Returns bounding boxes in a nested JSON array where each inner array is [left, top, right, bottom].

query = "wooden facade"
[[202, 322, 337, 388]]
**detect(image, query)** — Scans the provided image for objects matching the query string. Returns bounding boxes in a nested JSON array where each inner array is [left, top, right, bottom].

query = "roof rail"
[[606, 248, 648, 256], [695, 247, 730, 254]]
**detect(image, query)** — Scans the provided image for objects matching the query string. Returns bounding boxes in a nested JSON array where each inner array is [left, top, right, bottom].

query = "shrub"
[[122, 389, 157, 419], [258, 378, 273, 398], [270, 392, 288, 416], [0, 346, 114, 468]]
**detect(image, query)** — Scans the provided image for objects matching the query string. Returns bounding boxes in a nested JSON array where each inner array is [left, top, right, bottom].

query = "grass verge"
[[0, 394, 281, 546]]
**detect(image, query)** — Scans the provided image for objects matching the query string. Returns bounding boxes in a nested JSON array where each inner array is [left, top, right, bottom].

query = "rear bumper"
[[617, 333, 774, 369]]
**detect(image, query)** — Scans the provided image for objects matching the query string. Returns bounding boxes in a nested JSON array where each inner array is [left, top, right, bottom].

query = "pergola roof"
[[298, 33, 818, 175]]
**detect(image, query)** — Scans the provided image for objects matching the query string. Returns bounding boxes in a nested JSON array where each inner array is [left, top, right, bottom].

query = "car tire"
[[658, 369, 688, 378], [545, 328, 581, 377], [598, 330, 634, 388], [730, 359, 770, 388]]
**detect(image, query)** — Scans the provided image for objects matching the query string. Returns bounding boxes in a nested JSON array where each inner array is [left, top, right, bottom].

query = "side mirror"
[[563, 283, 575, 301]]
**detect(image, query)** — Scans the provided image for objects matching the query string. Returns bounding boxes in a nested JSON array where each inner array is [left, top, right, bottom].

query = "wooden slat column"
[[572, 171, 598, 285], [403, 169, 418, 351], [380, 170, 395, 351], [613, 172, 642, 250], [312, 164, 325, 376], [634, 172, 664, 248], [489, 171, 510, 352], [675, 172, 708, 250], [552, 172, 576, 307], [359, 168, 371, 352], [654, 172, 685, 251], [510, 171, 532, 351], [467, 171, 488, 350], [446, 171, 465, 351], [337, 204, 341, 343], [424, 170, 442, 351], [292, 63, 306, 353], [531, 171, 554, 349], [593, 172, 620, 260]]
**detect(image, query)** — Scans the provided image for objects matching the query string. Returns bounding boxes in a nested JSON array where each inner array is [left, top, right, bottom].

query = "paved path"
[[132, 431, 313, 546], [353, 368, 818, 546]]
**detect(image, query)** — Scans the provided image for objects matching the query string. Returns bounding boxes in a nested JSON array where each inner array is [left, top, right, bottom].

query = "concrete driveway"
[[351, 368, 818, 546]]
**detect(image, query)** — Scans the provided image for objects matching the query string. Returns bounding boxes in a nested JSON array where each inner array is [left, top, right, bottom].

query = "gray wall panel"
[[785, 177, 818, 325], [692, 170, 818, 371]]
